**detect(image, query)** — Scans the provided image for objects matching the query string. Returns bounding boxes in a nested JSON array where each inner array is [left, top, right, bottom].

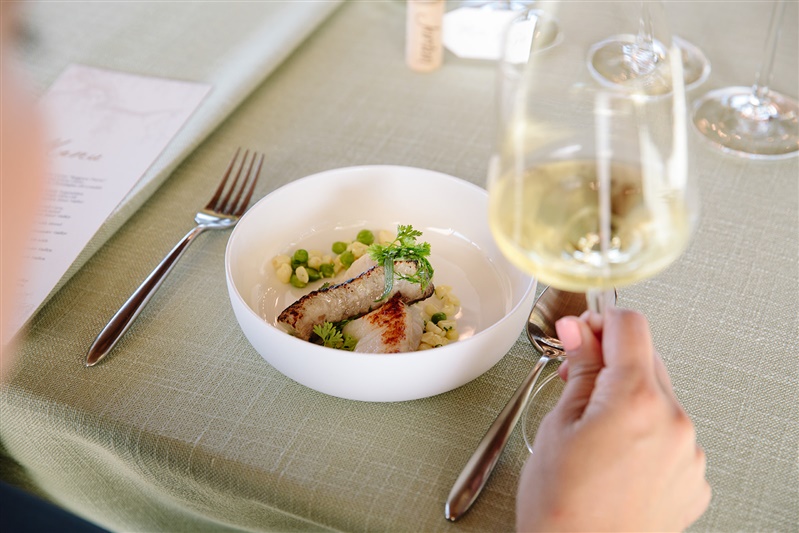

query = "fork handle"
[[85, 226, 207, 367], [445, 354, 551, 521]]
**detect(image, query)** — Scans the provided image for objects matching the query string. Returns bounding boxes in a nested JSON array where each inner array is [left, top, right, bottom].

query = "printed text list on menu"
[[11, 65, 211, 338]]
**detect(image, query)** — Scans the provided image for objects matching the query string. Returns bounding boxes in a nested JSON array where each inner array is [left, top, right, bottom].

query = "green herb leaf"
[[381, 256, 395, 301], [341, 334, 358, 351], [312, 322, 357, 351], [368, 224, 434, 301]]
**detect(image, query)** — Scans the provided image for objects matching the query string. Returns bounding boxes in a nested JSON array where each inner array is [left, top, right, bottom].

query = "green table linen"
[[2, 2, 797, 532]]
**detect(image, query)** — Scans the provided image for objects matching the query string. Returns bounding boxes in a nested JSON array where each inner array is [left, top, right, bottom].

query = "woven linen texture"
[[2, 2, 797, 532]]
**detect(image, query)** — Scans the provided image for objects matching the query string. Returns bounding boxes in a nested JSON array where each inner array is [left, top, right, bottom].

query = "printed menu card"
[[10, 65, 211, 338]]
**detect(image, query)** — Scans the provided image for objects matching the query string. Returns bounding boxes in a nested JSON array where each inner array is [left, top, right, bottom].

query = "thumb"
[[552, 316, 603, 423]]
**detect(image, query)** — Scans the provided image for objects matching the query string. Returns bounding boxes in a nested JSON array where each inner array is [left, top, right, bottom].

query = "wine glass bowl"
[[504, 8, 561, 61], [489, 0, 697, 300]]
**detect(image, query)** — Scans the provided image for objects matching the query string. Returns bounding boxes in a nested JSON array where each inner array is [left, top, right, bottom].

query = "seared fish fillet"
[[278, 261, 435, 340], [344, 255, 377, 279], [343, 293, 424, 353]]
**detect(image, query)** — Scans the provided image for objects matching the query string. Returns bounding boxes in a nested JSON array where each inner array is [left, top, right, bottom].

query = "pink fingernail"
[[556, 317, 582, 351]]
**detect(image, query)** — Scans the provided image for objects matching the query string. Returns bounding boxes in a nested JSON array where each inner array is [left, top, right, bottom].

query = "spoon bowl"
[[526, 288, 590, 354]]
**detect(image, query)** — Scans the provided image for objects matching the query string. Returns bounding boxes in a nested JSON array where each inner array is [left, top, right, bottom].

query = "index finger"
[[601, 307, 656, 380]]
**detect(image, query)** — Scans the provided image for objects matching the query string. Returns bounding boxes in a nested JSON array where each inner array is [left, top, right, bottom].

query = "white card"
[[443, 7, 521, 61], [11, 65, 211, 338]]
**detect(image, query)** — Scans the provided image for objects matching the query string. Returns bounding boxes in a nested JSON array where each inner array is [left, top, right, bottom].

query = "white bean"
[[276, 263, 292, 284], [295, 266, 309, 284]]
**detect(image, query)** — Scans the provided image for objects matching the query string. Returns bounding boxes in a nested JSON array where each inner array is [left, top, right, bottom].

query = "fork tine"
[[233, 152, 264, 217], [229, 151, 256, 214], [217, 149, 249, 214], [205, 147, 241, 212]]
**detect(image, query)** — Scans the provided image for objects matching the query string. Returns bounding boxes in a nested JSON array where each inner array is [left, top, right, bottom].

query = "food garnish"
[[368, 224, 434, 301], [312, 321, 357, 351]]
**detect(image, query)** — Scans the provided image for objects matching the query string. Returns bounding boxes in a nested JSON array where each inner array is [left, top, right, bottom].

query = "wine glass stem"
[[590, 91, 616, 317], [587, 289, 615, 315], [624, 1, 657, 74], [636, 2, 655, 61], [750, 0, 785, 108]]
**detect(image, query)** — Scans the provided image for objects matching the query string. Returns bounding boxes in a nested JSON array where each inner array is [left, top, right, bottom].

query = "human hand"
[[516, 308, 711, 532]]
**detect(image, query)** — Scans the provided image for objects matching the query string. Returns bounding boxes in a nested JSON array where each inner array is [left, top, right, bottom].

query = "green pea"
[[320, 263, 335, 278], [306, 267, 321, 282], [431, 312, 447, 324], [290, 258, 303, 270], [356, 229, 374, 245], [332, 241, 347, 255], [293, 249, 309, 264], [339, 250, 355, 268], [290, 273, 307, 289]]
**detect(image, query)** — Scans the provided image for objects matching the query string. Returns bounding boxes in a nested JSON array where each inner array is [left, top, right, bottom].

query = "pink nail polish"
[[556, 317, 582, 351]]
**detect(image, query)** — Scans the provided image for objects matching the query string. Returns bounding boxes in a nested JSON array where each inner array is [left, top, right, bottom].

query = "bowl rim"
[[224, 164, 537, 362]]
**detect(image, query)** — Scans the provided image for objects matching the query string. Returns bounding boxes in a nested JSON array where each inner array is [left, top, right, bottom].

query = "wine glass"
[[460, 0, 536, 11], [587, 2, 710, 91], [488, 0, 698, 315], [692, 0, 798, 159], [489, 0, 698, 455], [453, 0, 561, 61]]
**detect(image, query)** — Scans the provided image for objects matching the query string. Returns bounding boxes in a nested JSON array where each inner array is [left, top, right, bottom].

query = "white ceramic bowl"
[[225, 166, 536, 402]]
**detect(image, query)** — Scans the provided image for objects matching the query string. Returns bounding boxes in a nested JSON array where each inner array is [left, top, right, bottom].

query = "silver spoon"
[[444, 287, 597, 522]]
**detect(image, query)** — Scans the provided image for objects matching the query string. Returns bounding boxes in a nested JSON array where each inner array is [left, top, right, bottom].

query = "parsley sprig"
[[368, 224, 434, 301], [313, 322, 357, 351]]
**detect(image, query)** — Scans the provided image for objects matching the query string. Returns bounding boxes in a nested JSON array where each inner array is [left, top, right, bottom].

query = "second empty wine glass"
[[692, 0, 798, 159]]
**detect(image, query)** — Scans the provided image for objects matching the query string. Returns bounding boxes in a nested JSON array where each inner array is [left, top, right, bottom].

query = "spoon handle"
[[445, 354, 551, 521]]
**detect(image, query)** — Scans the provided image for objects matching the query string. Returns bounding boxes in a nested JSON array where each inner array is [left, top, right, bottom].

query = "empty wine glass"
[[692, 0, 798, 159], [587, 2, 710, 91], [488, 0, 699, 314], [460, 0, 535, 11], [464, 0, 561, 57]]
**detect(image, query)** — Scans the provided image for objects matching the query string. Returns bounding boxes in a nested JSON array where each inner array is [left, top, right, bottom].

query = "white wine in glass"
[[489, 159, 693, 292], [489, 0, 698, 312]]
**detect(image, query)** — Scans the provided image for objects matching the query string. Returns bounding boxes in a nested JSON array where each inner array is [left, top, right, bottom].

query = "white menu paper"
[[11, 65, 211, 338]]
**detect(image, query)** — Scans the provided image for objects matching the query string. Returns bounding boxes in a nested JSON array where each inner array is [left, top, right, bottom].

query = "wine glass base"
[[588, 34, 710, 91], [522, 370, 563, 454], [692, 86, 799, 159]]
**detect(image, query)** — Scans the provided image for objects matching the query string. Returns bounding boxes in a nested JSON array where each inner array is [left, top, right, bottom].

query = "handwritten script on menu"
[[11, 65, 210, 338]]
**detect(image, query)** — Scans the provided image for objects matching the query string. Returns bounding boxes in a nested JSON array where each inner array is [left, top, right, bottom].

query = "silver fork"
[[86, 148, 264, 367]]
